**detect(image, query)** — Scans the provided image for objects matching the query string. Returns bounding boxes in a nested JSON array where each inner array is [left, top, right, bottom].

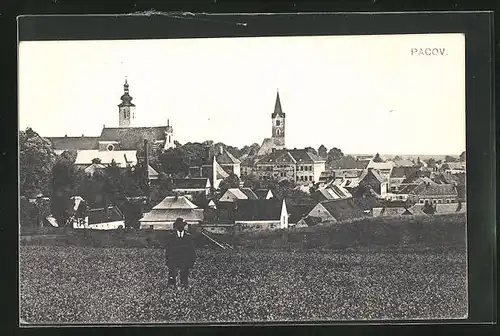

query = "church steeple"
[[271, 89, 286, 148], [118, 77, 136, 127], [119, 77, 135, 108], [272, 89, 285, 118]]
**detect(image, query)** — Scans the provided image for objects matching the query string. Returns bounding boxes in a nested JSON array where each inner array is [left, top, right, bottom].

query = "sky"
[[18, 34, 465, 155]]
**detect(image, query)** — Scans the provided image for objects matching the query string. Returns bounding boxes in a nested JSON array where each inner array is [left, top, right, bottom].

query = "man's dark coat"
[[164, 231, 196, 269]]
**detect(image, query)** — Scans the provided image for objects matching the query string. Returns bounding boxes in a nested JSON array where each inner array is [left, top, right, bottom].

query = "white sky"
[[18, 34, 465, 155]]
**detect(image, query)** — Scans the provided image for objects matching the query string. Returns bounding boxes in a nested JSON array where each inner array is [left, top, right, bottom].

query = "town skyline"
[[19, 34, 465, 155]]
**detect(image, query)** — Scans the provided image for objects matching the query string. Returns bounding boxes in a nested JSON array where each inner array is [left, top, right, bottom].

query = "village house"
[[357, 168, 389, 197], [409, 182, 459, 205], [172, 178, 212, 196], [303, 199, 365, 224], [366, 160, 394, 180], [139, 196, 204, 230], [218, 188, 259, 202], [233, 199, 289, 231], [392, 159, 416, 168], [440, 161, 466, 174], [254, 149, 326, 185]]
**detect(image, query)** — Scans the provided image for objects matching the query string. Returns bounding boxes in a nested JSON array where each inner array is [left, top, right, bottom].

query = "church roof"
[[271, 91, 286, 118], [99, 126, 167, 150], [288, 149, 325, 163]]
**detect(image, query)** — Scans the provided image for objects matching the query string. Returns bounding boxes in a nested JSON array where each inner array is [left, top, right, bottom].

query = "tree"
[[372, 153, 384, 163], [91, 158, 102, 164], [102, 160, 126, 206], [444, 155, 459, 163], [159, 147, 189, 177], [241, 143, 261, 157], [305, 147, 318, 155], [459, 151, 466, 162], [51, 154, 82, 227], [19, 128, 57, 197], [179, 142, 207, 168], [393, 155, 402, 161], [327, 147, 344, 161], [425, 158, 437, 168], [318, 145, 328, 158]]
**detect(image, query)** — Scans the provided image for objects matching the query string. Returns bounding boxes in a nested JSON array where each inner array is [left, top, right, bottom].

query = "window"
[[309, 166, 313, 171], [276, 120, 280, 126], [420, 200, 424, 204], [309, 176, 313, 181], [107, 144, 115, 151], [276, 129, 280, 136]]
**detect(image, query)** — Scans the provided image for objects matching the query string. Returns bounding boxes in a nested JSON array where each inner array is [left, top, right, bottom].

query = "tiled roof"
[[233, 199, 283, 221], [411, 183, 458, 196], [333, 169, 363, 178], [442, 162, 465, 170], [315, 186, 352, 201], [288, 204, 316, 223], [318, 199, 365, 222], [256, 149, 296, 164], [215, 149, 241, 165], [47, 136, 99, 150], [139, 208, 204, 222], [390, 167, 409, 178], [256, 138, 275, 157], [288, 149, 324, 163], [395, 183, 420, 194], [99, 126, 167, 150], [152, 196, 199, 210], [75, 150, 137, 168], [173, 178, 210, 190], [393, 159, 415, 167], [330, 159, 369, 170], [366, 160, 394, 171]]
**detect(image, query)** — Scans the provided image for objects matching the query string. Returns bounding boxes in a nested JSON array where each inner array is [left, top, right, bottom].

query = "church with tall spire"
[[46, 77, 176, 169], [255, 90, 287, 157]]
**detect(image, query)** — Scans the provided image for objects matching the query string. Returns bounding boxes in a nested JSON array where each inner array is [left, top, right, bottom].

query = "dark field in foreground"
[[20, 245, 467, 324]]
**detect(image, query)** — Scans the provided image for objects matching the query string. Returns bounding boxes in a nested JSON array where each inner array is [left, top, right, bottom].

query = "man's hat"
[[173, 217, 186, 230]]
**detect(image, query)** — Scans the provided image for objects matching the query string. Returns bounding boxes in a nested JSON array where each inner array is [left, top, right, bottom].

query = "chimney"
[[82, 134, 84, 137], [220, 145, 224, 155]]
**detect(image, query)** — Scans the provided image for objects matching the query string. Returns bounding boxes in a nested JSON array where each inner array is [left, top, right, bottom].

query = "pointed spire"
[[272, 89, 285, 118]]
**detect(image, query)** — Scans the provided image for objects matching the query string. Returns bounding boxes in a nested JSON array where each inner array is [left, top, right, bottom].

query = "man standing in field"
[[165, 218, 197, 289]]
